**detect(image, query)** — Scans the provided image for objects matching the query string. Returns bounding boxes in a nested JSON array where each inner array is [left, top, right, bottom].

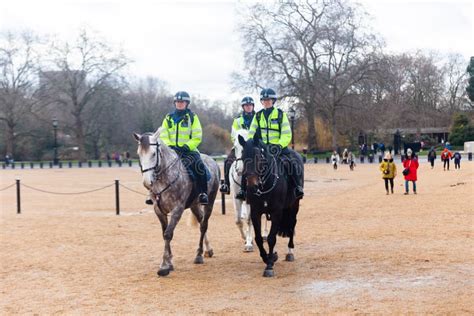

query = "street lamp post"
[[288, 107, 296, 150], [52, 118, 59, 165]]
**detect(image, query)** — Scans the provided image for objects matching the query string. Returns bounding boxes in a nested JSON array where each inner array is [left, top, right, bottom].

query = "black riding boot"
[[236, 175, 246, 200], [198, 170, 209, 205], [219, 157, 233, 194]]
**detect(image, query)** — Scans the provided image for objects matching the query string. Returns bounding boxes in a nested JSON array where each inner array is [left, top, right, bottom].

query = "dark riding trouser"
[[279, 148, 304, 191], [179, 151, 208, 195], [223, 148, 236, 187]]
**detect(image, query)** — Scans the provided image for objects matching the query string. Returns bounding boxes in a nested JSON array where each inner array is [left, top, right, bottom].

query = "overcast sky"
[[1, 0, 473, 103]]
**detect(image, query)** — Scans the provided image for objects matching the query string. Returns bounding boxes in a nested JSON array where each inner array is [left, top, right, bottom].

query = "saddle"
[[184, 163, 211, 182]]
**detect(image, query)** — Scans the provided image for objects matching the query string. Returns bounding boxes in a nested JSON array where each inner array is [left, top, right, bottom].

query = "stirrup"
[[219, 183, 230, 194], [198, 193, 209, 205], [235, 190, 246, 200]]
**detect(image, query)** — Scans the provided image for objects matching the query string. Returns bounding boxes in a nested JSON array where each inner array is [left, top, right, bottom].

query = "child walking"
[[379, 152, 397, 194], [453, 151, 462, 169], [402, 148, 419, 195]]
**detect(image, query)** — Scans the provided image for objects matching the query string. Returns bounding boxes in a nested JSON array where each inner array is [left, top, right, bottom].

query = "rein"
[[248, 150, 279, 197], [139, 142, 181, 204]]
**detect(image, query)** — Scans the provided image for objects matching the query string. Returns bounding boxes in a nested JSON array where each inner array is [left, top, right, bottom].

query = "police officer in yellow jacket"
[[159, 91, 209, 205], [219, 96, 255, 194], [236, 88, 304, 200]]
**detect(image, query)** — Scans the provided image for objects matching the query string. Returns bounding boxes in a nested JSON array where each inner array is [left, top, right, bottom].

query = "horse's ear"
[[238, 134, 246, 147], [253, 132, 260, 143], [133, 132, 141, 142]]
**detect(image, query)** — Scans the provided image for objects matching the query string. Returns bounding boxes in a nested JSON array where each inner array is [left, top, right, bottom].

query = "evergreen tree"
[[467, 57, 474, 102], [449, 113, 474, 146]]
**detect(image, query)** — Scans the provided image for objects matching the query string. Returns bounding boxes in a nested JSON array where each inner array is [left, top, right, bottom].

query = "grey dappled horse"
[[134, 129, 220, 276]]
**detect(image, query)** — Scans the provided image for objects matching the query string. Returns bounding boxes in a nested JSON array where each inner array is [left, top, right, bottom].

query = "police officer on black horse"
[[219, 96, 256, 195], [237, 88, 304, 200]]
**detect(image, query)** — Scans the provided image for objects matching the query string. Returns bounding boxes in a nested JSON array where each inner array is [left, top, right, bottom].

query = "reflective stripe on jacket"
[[248, 107, 291, 148], [159, 112, 202, 151]]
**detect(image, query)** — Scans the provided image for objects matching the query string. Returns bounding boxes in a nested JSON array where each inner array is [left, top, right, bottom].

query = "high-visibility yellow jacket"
[[248, 107, 291, 148], [159, 111, 202, 152], [230, 113, 254, 143]]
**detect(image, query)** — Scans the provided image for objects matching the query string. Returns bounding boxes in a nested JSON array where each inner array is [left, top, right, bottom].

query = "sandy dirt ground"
[[1, 161, 473, 314]]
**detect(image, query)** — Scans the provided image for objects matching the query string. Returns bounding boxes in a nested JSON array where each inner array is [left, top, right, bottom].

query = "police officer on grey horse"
[[220, 96, 255, 195], [158, 91, 209, 205], [236, 88, 304, 200]]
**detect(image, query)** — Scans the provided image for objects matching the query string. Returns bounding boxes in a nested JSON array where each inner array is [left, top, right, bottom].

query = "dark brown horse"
[[239, 134, 303, 277]]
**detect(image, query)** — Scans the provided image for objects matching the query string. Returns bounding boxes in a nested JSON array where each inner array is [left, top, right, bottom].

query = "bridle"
[[138, 141, 181, 201], [246, 146, 279, 196]]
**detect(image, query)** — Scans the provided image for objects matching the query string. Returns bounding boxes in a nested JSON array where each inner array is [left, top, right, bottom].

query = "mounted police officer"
[[158, 91, 209, 205], [219, 96, 255, 195], [236, 88, 304, 200]]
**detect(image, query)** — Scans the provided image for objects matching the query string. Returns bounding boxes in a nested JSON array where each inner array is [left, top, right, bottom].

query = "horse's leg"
[[197, 204, 214, 263], [242, 202, 254, 252], [233, 197, 246, 241], [285, 202, 300, 262], [263, 211, 282, 277], [158, 205, 184, 276], [251, 208, 267, 265], [155, 209, 174, 276]]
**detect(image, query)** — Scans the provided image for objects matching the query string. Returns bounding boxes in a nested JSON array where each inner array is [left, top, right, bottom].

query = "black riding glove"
[[181, 144, 190, 152]]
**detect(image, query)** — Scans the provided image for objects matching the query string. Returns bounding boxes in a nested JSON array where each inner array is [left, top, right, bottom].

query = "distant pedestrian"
[[348, 151, 356, 171], [331, 151, 340, 170], [106, 152, 111, 161], [379, 152, 397, 195], [342, 148, 348, 164], [441, 147, 452, 171], [453, 151, 461, 169], [427, 147, 436, 169], [402, 148, 419, 195]]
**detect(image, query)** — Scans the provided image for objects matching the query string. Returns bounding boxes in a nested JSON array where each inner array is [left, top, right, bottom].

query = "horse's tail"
[[278, 202, 299, 238], [187, 210, 200, 227]]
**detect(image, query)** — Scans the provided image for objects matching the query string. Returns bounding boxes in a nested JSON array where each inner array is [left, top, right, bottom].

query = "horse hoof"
[[157, 268, 170, 277], [263, 269, 274, 277], [244, 245, 254, 252], [285, 253, 294, 262], [205, 249, 214, 258], [194, 256, 204, 264]]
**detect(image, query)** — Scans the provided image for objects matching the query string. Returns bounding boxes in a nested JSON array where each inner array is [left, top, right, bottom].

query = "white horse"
[[230, 129, 260, 252]]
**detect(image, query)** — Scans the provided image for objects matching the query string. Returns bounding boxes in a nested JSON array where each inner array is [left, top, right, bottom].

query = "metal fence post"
[[115, 179, 120, 215], [220, 179, 226, 215], [16, 178, 21, 214]]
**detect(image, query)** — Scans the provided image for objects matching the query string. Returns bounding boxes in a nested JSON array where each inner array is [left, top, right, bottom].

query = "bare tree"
[[40, 28, 131, 161], [0, 31, 43, 158], [442, 53, 469, 112], [236, 0, 381, 150]]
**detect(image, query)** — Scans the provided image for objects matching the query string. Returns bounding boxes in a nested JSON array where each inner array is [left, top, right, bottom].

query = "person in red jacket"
[[402, 148, 419, 195], [441, 147, 453, 171]]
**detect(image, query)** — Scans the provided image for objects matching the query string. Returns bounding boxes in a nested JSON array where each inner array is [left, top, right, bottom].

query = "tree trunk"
[[74, 116, 86, 161], [331, 105, 337, 150], [6, 123, 14, 157], [304, 103, 317, 150]]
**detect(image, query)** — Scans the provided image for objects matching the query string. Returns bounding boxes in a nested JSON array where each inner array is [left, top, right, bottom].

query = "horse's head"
[[239, 133, 269, 188], [233, 129, 249, 159], [133, 128, 162, 188]]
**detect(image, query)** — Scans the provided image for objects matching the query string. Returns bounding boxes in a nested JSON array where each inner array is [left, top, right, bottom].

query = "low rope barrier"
[[4, 178, 228, 216], [0, 183, 15, 191], [119, 183, 147, 196], [21, 183, 115, 195]]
